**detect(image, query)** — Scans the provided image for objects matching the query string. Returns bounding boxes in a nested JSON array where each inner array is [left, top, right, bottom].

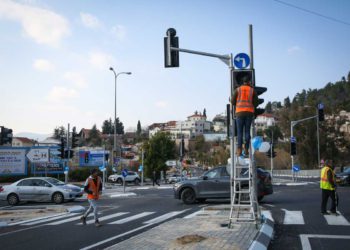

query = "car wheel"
[[196, 198, 206, 203], [117, 178, 123, 185], [7, 193, 19, 206], [181, 188, 196, 205], [52, 192, 64, 204], [134, 178, 140, 185]]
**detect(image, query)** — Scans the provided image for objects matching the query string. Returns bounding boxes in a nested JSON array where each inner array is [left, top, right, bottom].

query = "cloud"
[[80, 12, 102, 30], [64, 72, 87, 88], [110, 25, 126, 40], [88, 51, 115, 70], [287, 45, 301, 55], [33, 59, 55, 72], [46, 86, 78, 102], [0, 0, 70, 47], [155, 101, 167, 108]]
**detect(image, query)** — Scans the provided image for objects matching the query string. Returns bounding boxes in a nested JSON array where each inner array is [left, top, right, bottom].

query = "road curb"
[[66, 205, 85, 213], [248, 219, 274, 250]]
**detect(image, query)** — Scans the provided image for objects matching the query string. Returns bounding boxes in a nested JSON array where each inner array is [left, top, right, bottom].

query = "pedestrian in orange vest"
[[232, 75, 258, 157], [320, 160, 338, 215], [81, 168, 103, 227]]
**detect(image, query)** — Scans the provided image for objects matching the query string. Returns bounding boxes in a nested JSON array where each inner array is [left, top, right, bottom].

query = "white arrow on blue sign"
[[122, 169, 128, 177], [293, 165, 300, 172], [234, 53, 250, 69]]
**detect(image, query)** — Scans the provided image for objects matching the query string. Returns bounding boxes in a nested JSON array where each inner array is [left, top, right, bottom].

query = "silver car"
[[0, 177, 83, 206]]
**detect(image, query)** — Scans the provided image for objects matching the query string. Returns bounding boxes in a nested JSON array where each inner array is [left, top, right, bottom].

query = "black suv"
[[173, 166, 273, 204]]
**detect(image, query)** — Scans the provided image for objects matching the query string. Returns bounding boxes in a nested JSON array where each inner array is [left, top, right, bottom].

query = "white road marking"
[[7, 212, 69, 226], [263, 204, 275, 208], [47, 213, 94, 225], [109, 193, 137, 198], [324, 213, 350, 226], [300, 234, 350, 250], [109, 212, 155, 224], [77, 212, 129, 225], [261, 210, 274, 222], [22, 213, 76, 226], [80, 209, 190, 250], [283, 209, 305, 224], [143, 209, 189, 224], [183, 210, 202, 219]]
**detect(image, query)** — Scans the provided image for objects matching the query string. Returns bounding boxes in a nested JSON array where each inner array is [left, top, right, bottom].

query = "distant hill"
[[14, 132, 51, 141]]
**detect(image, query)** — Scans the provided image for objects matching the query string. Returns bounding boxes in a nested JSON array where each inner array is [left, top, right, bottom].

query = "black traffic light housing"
[[318, 104, 325, 122], [58, 137, 66, 159], [290, 137, 297, 155], [0, 126, 13, 145], [164, 28, 179, 68], [84, 152, 90, 163], [71, 126, 79, 148], [64, 149, 74, 159], [254, 86, 267, 116]]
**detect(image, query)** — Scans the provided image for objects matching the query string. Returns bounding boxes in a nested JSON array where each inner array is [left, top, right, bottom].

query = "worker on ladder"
[[232, 74, 259, 157]]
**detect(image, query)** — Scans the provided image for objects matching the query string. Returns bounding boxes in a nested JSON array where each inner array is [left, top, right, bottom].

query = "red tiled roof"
[[13, 137, 34, 144]]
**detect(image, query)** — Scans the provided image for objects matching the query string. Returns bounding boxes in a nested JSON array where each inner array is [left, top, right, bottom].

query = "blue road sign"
[[122, 169, 128, 177], [234, 53, 250, 69], [291, 136, 296, 143], [64, 166, 69, 171], [318, 103, 324, 109], [99, 165, 105, 171], [139, 165, 143, 172], [293, 165, 300, 172]]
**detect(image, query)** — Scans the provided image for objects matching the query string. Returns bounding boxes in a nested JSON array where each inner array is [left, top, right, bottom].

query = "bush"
[[69, 168, 91, 181]]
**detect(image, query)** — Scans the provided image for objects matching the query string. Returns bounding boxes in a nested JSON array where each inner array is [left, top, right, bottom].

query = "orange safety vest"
[[320, 166, 335, 191], [87, 177, 101, 200], [235, 85, 254, 113]]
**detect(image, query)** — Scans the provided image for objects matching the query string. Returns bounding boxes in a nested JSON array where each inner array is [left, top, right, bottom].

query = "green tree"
[[53, 126, 66, 139], [102, 118, 113, 134], [265, 102, 272, 113], [284, 97, 291, 108], [136, 120, 142, 136], [87, 124, 102, 147], [115, 117, 124, 134], [143, 132, 176, 178]]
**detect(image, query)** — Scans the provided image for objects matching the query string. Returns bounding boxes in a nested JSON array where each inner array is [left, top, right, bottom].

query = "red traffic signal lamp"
[[164, 28, 179, 68]]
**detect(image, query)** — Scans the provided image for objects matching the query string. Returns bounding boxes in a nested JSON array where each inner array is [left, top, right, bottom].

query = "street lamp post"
[[109, 67, 132, 164]]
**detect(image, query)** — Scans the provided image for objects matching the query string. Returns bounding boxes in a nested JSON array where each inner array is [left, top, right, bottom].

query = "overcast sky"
[[1, 0, 349, 135]]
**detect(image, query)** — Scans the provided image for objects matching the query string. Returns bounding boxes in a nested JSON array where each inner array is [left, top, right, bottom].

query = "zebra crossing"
[[9, 208, 191, 228], [261, 208, 350, 226]]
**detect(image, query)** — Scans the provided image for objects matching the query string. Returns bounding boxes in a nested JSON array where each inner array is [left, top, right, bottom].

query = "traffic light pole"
[[291, 114, 318, 182]]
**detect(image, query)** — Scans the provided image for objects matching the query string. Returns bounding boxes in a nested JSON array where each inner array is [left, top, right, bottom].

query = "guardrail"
[[273, 169, 320, 178]]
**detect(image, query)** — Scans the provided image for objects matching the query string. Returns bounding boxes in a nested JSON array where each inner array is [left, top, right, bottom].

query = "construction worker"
[[81, 168, 103, 226], [320, 160, 338, 215], [232, 75, 258, 157]]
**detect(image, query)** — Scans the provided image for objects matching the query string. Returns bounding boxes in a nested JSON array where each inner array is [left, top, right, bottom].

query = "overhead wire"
[[273, 0, 350, 27]]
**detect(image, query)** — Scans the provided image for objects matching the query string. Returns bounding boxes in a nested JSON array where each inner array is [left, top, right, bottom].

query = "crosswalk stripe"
[[109, 212, 155, 224], [77, 212, 129, 225], [47, 213, 94, 226], [324, 213, 350, 226], [143, 210, 189, 224], [283, 209, 305, 225], [22, 213, 76, 226]]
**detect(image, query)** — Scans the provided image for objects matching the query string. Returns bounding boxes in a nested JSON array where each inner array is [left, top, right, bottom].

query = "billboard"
[[31, 147, 64, 174], [0, 147, 28, 176], [79, 150, 108, 167]]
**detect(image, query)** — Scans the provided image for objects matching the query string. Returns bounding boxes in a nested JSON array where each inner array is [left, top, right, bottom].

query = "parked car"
[[173, 166, 273, 204], [108, 171, 141, 185], [166, 174, 186, 184], [335, 167, 350, 186], [0, 177, 83, 206]]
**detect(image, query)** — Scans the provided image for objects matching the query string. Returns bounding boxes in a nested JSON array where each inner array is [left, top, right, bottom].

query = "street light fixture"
[[109, 67, 132, 165]]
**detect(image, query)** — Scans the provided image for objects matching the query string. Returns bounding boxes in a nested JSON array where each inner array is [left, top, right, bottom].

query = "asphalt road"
[[0, 185, 204, 250], [264, 182, 350, 250]]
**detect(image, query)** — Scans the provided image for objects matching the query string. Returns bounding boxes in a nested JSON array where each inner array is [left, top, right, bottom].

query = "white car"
[[0, 177, 83, 206], [108, 171, 141, 185]]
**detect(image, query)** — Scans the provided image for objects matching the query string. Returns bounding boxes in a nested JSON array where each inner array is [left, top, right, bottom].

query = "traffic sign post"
[[122, 169, 128, 193]]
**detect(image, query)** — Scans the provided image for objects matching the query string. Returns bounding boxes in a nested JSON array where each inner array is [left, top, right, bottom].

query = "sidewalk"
[[106, 205, 272, 250]]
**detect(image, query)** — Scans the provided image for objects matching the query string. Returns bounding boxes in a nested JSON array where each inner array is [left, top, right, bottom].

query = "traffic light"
[[64, 149, 74, 159], [164, 28, 179, 68], [231, 69, 253, 88], [290, 137, 297, 155], [71, 126, 79, 148], [0, 126, 13, 145], [84, 152, 89, 163], [318, 103, 324, 122], [254, 86, 267, 116], [58, 137, 66, 159], [266, 144, 277, 158]]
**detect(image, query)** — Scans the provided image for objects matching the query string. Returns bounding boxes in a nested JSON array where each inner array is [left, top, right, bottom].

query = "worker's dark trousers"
[[321, 189, 336, 213]]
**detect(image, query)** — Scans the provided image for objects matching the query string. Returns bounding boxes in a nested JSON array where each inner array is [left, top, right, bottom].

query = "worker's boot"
[[243, 145, 249, 158]]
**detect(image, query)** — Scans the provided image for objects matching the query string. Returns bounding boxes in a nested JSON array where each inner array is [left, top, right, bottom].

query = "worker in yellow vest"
[[81, 168, 103, 226], [320, 160, 337, 215], [232, 75, 258, 157]]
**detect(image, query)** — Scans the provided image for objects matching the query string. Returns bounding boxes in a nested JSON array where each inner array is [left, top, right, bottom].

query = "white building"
[[255, 114, 276, 131]]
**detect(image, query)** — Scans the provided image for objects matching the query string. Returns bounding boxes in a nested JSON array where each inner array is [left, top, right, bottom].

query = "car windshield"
[[46, 178, 65, 186]]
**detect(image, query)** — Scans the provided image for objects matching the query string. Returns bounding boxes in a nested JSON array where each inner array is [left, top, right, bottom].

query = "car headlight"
[[63, 188, 72, 192]]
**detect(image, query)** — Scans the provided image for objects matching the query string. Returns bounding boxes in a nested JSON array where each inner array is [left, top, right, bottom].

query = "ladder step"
[[231, 204, 253, 208], [234, 178, 250, 181], [236, 190, 250, 194]]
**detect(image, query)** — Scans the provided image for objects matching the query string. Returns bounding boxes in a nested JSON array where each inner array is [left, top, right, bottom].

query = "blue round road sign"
[[234, 53, 250, 69], [293, 165, 300, 172]]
